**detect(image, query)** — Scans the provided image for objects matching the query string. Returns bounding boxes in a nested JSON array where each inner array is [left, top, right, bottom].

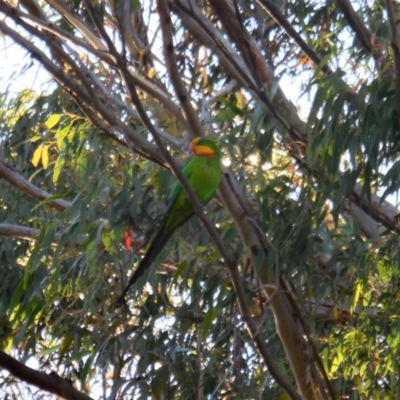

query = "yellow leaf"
[[351, 280, 362, 313], [42, 145, 49, 169], [30, 135, 42, 142], [330, 352, 343, 375], [32, 144, 43, 167]]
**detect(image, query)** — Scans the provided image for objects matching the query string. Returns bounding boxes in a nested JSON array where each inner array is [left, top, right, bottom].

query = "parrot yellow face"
[[189, 137, 220, 159]]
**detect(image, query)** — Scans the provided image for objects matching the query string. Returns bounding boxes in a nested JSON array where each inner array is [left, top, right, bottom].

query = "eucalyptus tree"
[[0, 0, 399, 399]]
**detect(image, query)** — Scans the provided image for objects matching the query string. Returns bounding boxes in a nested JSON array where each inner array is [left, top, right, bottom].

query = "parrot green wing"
[[164, 153, 221, 231], [118, 138, 221, 302]]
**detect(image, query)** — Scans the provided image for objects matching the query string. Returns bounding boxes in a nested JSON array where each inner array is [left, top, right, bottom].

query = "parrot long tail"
[[117, 224, 174, 303]]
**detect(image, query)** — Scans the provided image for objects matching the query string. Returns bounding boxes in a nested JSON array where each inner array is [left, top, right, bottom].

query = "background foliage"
[[0, 0, 400, 399]]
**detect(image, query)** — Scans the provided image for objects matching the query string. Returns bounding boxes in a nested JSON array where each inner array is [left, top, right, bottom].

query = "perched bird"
[[118, 137, 222, 301]]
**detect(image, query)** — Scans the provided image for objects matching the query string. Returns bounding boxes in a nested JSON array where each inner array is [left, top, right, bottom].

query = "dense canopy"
[[0, 0, 400, 399]]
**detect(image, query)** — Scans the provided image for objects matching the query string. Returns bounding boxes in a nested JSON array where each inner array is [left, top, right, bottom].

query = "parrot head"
[[189, 137, 220, 159]]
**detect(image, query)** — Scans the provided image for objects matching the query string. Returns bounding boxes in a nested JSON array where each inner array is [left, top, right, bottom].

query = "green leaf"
[[31, 191, 74, 210], [56, 122, 72, 150], [45, 113, 62, 129], [202, 307, 219, 340], [102, 230, 117, 255], [53, 151, 66, 184], [172, 259, 187, 284]]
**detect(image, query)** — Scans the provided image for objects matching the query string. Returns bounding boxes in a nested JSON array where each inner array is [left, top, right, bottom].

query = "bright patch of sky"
[[0, 35, 53, 97]]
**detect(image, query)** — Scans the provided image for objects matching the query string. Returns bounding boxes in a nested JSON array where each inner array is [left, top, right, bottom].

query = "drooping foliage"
[[0, 0, 400, 399]]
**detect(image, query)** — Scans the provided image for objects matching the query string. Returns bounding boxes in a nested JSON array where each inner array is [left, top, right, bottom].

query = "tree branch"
[[256, 0, 335, 76], [385, 0, 400, 127], [0, 223, 42, 241], [169, 0, 255, 88], [0, 161, 71, 211], [157, 0, 204, 138], [0, 350, 94, 400], [0, 1, 187, 152], [85, 2, 300, 394], [125, 75, 302, 400], [335, 0, 386, 67], [174, 0, 399, 242]]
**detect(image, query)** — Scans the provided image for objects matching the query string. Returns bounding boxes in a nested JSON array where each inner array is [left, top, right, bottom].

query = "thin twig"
[[335, 0, 383, 62], [0, 15, 163, 162], [256, 0, 335, 76], [157, 0, 204, 138], [0, 1, 189, 133]]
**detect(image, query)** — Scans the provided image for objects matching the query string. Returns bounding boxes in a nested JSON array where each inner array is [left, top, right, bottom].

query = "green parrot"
[[118, 137, 222, 301]]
